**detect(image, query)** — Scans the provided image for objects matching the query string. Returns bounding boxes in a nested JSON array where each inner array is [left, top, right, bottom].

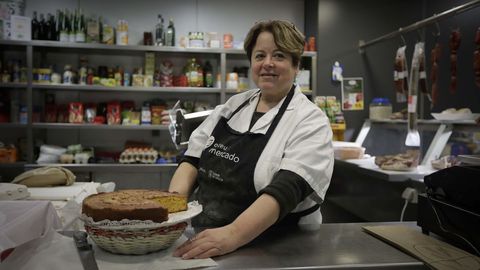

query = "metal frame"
[[358, 0, 480, 51], [421, 124, 453, 165]]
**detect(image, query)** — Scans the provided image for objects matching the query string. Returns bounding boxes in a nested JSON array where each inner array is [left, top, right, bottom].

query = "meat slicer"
[[168, 101, 212, 149]]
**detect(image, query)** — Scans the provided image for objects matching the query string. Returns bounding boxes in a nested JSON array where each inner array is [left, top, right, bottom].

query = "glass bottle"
[[166, 19, 175, 46], [45, 13, 52, 40], [55, 9, 62, 41], [39, 13, 46, 40], [31, 11, 39, 40], [59, 9, 69, 42], [204, 60, 213, 87], [188, 58, 198, 87], [68, 9, 76, 42], [155, 14, 164, 46], [197, 60, 203, 87], [75, 9, 86, 42]]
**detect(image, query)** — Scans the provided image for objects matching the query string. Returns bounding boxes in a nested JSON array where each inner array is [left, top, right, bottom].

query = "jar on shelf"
[[63, 65, 73, 84], [369, 97, 392, 120]]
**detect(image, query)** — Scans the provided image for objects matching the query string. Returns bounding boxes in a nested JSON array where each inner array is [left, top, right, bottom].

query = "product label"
[[408, 95, 417, 113]]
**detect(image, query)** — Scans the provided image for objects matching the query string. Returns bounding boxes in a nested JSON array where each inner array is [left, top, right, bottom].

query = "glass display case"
[[350, 119, 480, 181], [355, 119, 439, 163]]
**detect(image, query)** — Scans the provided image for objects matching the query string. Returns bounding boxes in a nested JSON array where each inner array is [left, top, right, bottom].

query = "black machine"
[[167, 102, 212, 149], [418, 165, 480, 256]]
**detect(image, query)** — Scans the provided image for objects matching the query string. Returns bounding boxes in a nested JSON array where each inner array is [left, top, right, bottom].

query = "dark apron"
[[192, 86, 294, 227]]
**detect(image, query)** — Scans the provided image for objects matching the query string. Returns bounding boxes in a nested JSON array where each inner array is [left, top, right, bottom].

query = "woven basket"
[[85, 222, 187, 255]]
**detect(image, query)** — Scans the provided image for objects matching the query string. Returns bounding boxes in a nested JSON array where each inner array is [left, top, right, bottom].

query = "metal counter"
[[190, 222, 426, 269]]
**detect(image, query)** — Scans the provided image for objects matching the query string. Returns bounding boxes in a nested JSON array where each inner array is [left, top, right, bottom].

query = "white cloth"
[[0, 201, 62, 253], [185, 86, 334, 223], [26, 182, 101, 230]]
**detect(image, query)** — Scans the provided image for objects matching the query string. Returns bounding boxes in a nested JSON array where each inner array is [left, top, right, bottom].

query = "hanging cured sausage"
[[394, 46, 408, 102], [474, 27, 480, 88], [431, 43, 441, 106], [418, 44, 431, 102], [449, 29, 461, 94]]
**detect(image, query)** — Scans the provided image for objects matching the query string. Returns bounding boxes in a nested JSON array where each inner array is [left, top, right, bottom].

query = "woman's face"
[[251, 31, 298, 97]]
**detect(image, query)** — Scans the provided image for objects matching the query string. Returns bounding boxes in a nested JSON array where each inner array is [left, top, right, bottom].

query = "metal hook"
[[433, 20, 441, 38], [397, 28, 407, 46], [416, 28, 423, 42], [400, 34, 407, 46]]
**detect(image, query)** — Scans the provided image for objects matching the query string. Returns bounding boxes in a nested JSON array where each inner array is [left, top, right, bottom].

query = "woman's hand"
[[173, 194, 280, 259], [173, 225, 240, 259]]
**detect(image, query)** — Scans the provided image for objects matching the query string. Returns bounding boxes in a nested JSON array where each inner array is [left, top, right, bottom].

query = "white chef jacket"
[[185, 85, 334, 224]]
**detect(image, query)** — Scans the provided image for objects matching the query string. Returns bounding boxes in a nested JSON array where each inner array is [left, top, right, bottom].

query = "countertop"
[[188, 222, 426, 269]]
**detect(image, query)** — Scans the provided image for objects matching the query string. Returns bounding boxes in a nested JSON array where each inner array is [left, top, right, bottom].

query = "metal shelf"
[[369, 118, 478, 125], [25, 163, 177, 173], [0, 82, 28, 88], [32, 83, 223, 93], [0, 40, 30, 46], [0, 162, 26, 168], [0, 123, 27, 128], [1, 39, 317, 58], [32, 123, 169, 130]]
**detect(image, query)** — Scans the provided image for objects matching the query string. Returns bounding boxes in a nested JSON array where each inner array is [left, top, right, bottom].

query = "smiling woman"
[[243, 20, 306, 108], [168, 20, 334, 259]]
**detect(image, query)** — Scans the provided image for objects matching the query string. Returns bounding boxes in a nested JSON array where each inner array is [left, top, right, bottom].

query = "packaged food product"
[[223, 33, 233, 48], [141, 105, 151, 124], [107, 102, 121, 125], [69, 102, 84, 123], [45, 104, 57, 123], [151, 105, 165, 125], [0, 145, 18, 163]]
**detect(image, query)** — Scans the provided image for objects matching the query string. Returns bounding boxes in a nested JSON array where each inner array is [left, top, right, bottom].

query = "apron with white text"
[[191, 86, 294, 227]]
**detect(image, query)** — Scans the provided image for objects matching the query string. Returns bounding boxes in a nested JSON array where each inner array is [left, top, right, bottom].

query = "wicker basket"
[[85, 222, 187, 255]]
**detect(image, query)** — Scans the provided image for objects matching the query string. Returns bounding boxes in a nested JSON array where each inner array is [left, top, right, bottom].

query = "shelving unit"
[[0, 39, 317, 178]]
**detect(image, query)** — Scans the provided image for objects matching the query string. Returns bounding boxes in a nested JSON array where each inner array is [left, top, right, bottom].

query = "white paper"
[[0, 201, 61, 252], [94, 235, 217, 270], [2, 232, 217, 270]]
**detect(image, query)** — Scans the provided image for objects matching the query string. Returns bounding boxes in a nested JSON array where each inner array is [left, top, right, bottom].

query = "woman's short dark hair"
[[244, 20, 305, 67]]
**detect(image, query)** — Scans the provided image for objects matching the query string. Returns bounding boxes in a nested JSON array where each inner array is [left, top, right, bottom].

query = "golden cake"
[[82, 189, 188, 223]]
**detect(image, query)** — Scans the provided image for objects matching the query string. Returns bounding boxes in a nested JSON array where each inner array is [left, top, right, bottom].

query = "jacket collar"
[[227, 85, 301, 134]]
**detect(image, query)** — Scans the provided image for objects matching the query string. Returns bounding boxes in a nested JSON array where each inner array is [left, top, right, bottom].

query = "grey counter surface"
[[188, 222, 426, 269]]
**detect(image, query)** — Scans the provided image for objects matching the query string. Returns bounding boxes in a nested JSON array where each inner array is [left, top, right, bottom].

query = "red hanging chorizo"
[[430, 43, 441, 106], [474, 27, 480, 88], [449, 29, 461, 94]]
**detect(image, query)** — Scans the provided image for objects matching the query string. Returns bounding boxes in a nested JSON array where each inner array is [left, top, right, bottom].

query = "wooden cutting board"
[[363, 225, 480, 270]]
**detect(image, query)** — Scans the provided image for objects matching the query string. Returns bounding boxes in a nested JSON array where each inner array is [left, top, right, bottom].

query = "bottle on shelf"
[[31, 11, 39, 40], [55, 9, 62, 41], [98, 16, 103, 43], [59, 9, 68, 42], [68, 9, 76, 42], [186, 58, 199, 87], [203, 60, 213, 87], [78, 57, 88, 85], [39, 13, 46, 40], [50, 13, 57, 40], [197, 60, 204, 87], [155, 14, 165, 46], [45, 13, 53, 40], [75, 9, 86, 42], [166, 18, 175, 46]]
